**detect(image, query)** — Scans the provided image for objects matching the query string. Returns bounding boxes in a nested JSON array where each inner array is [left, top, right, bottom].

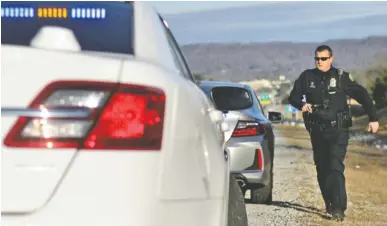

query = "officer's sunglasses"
[[314, 57, 331, 61]]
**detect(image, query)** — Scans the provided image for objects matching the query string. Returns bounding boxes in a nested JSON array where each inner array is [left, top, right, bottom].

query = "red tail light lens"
[[84, 85, 165, 150], [231, 121, 265, 137], [4, 81, 165, 150], [257, 149, 263, 170]]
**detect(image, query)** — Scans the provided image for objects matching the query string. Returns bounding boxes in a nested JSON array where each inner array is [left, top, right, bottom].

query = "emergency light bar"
[[71, 8, 106, 19], [1, 6, 106, 19], [1, 7, 34, 18], [37, 8, 68, 18]]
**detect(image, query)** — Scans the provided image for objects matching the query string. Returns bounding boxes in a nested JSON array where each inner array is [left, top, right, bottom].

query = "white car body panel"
[[1, 1, 230, 226], [222, 111, 241, 142], [134, 1, 178, 71], [1, 46, 123, 212]]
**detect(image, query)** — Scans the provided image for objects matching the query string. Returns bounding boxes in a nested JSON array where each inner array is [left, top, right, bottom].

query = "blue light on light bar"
[[1, 7, 34, 18], [71, 8, 106, 19]]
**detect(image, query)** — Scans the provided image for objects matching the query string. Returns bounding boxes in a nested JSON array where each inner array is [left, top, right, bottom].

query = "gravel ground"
[[246, 135, 312, 226], [245, 128, 387, 226]]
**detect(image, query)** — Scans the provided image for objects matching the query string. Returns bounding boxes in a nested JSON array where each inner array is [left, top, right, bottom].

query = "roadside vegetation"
[[192, 72, 214, 81], [352, 107, 387, 136], [352, 61, 387, 135]]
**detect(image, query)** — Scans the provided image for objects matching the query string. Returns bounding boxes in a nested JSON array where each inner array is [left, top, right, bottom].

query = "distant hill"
[[180, 36, 387, 82], [161, 1, 387, 83]]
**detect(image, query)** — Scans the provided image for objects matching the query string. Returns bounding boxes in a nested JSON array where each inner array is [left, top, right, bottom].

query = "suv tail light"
[[257, 149, 263, 170], [231, 121, 265, 137], [4, 81, 166, 150]]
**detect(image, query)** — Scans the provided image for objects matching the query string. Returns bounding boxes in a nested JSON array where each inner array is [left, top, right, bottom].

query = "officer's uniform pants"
[[309, 127, 349, 212]]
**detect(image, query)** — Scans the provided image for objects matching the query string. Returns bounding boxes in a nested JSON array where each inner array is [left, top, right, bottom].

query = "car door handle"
[[224, 150, 228, 162]]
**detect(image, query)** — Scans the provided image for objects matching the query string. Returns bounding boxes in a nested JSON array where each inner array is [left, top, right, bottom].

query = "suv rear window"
[[211, 86, 253, 111], [1, 1, 134, 54]]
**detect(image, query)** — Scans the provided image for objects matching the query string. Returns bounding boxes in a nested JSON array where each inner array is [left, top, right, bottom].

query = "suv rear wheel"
[[251, 169, 273, 205]]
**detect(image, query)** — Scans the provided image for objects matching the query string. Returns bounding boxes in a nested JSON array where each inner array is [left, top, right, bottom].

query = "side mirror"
[[268, 111, 284, 124]]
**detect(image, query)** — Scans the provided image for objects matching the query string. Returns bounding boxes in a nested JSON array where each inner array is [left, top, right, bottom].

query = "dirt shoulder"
[[276, 126, 387, 226]]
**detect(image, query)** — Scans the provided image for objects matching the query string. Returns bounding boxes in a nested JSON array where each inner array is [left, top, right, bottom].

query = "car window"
[[211, 87, 253, 111], [253, 92, 266, 115], [1, 1, 134, 55], [159, 16, 194, 81]]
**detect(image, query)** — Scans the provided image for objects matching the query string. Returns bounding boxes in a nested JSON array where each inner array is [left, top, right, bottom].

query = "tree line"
[[370, 67, 387, 109]]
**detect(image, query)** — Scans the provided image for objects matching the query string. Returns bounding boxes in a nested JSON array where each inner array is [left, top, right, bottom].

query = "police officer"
[[288, 45, 379, 221]]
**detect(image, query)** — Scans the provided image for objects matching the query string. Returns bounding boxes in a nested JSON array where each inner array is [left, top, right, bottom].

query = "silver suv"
[[199, 81, 283, 204]]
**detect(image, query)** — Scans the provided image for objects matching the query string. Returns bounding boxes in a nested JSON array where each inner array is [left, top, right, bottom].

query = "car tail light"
[[4, 81, 166, 150], [231, 121, 265, 137], [257, 149, 263, 170]]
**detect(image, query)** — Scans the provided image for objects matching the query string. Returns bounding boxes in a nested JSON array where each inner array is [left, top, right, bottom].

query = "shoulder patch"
[[349, 73, 355, 81]]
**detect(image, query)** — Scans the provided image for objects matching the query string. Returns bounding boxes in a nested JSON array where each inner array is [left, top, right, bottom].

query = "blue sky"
[[148, 1, 275, 14], [148, 1, 386, 15], [148, 1, 387, 44]]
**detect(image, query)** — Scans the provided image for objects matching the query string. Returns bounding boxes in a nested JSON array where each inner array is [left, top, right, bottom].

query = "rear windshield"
[[1, 1, 134, 54], [211, 86, 253, 111]]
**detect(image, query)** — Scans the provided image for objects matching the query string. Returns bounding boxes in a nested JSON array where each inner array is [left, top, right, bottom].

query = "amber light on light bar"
[[38, 8, 67, 18]]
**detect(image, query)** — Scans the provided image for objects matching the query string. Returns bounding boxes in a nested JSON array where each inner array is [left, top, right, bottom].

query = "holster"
[[303, 112, 319, 132], [336, 111, 352, 128]]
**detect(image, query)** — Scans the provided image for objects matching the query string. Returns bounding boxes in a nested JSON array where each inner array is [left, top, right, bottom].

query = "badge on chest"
[[328, 77, 337, 94], [329, 77, 336, 87]]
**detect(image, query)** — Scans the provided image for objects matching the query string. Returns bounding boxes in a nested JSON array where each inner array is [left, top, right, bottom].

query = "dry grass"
[[276, 126, 387, 226], [352, 120, 387, 136], [351, 107, 387, 136]]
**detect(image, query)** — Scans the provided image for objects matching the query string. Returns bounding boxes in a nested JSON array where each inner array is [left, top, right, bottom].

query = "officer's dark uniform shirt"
[[288, 67, 378, 122]]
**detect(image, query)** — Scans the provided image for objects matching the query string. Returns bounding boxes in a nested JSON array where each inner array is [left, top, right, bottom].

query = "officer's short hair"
[[315, 45, 333, 56]]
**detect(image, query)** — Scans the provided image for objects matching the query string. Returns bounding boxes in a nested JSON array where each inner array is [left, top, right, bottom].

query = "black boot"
[[331, 209, 345, 221], [325, 202, 332, 215]]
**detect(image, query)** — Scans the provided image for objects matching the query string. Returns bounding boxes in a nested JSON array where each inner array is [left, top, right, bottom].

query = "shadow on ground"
[[246, 200, 331, 220], [272, 201, 331, 219], [276, 144, 306, 150]]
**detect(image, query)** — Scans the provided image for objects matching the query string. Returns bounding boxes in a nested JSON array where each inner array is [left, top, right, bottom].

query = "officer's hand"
[[368, 121, 379, 133], [301, 103, 313, 113]]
